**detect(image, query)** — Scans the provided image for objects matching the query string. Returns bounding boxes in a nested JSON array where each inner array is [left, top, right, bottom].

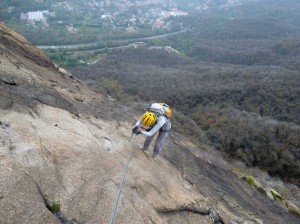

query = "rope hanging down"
[[109, 133, 136, 224]]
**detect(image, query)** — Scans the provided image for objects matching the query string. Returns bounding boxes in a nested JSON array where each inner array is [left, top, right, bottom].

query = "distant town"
[[0, 0, 250, 45], [17, 0, 191, 34]]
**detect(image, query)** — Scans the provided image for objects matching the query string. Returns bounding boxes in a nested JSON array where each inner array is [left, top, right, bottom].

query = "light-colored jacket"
[[135, 115, 171, 137]]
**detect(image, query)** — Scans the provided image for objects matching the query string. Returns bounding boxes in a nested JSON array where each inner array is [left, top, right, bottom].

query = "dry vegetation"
[[71, 3, 300, 186], [71, 46, 300, 186]]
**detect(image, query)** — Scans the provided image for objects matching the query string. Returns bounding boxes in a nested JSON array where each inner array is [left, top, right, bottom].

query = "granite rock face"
[[0, 24, 299, 224]]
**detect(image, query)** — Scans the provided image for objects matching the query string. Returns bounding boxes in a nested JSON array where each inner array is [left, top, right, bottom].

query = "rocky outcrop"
[[0, 24, 53, 68], [0, 24, 299, 224]]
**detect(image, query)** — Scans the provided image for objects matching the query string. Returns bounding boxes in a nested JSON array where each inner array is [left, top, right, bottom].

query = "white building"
[[20, 12, 28, 20], [28, 11, 44, 21]]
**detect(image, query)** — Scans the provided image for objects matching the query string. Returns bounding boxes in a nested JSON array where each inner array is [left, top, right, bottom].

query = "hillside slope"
[[71, 47, 300, 186], [0, 24, 299, 224]]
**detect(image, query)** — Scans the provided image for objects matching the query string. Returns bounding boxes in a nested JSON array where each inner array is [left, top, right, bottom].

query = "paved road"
[[37, 29, 189, 50]]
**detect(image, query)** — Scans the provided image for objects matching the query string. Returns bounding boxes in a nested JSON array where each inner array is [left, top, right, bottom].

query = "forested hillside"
[[71, 0, 300, 186], [71, 47, 300, 185]]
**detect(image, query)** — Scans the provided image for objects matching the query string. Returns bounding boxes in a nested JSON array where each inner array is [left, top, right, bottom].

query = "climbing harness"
[[109, 133, 136, 224]]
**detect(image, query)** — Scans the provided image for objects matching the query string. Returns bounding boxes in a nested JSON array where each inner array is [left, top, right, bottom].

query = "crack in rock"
[[28, 175, 72, 224], [157, 205, 224, 224]]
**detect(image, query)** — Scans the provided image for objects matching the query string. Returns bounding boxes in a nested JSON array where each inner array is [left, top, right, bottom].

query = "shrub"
[[242, 176, 259, 188], [270, 190, 283, 201], [46, 203, 61, 213]]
